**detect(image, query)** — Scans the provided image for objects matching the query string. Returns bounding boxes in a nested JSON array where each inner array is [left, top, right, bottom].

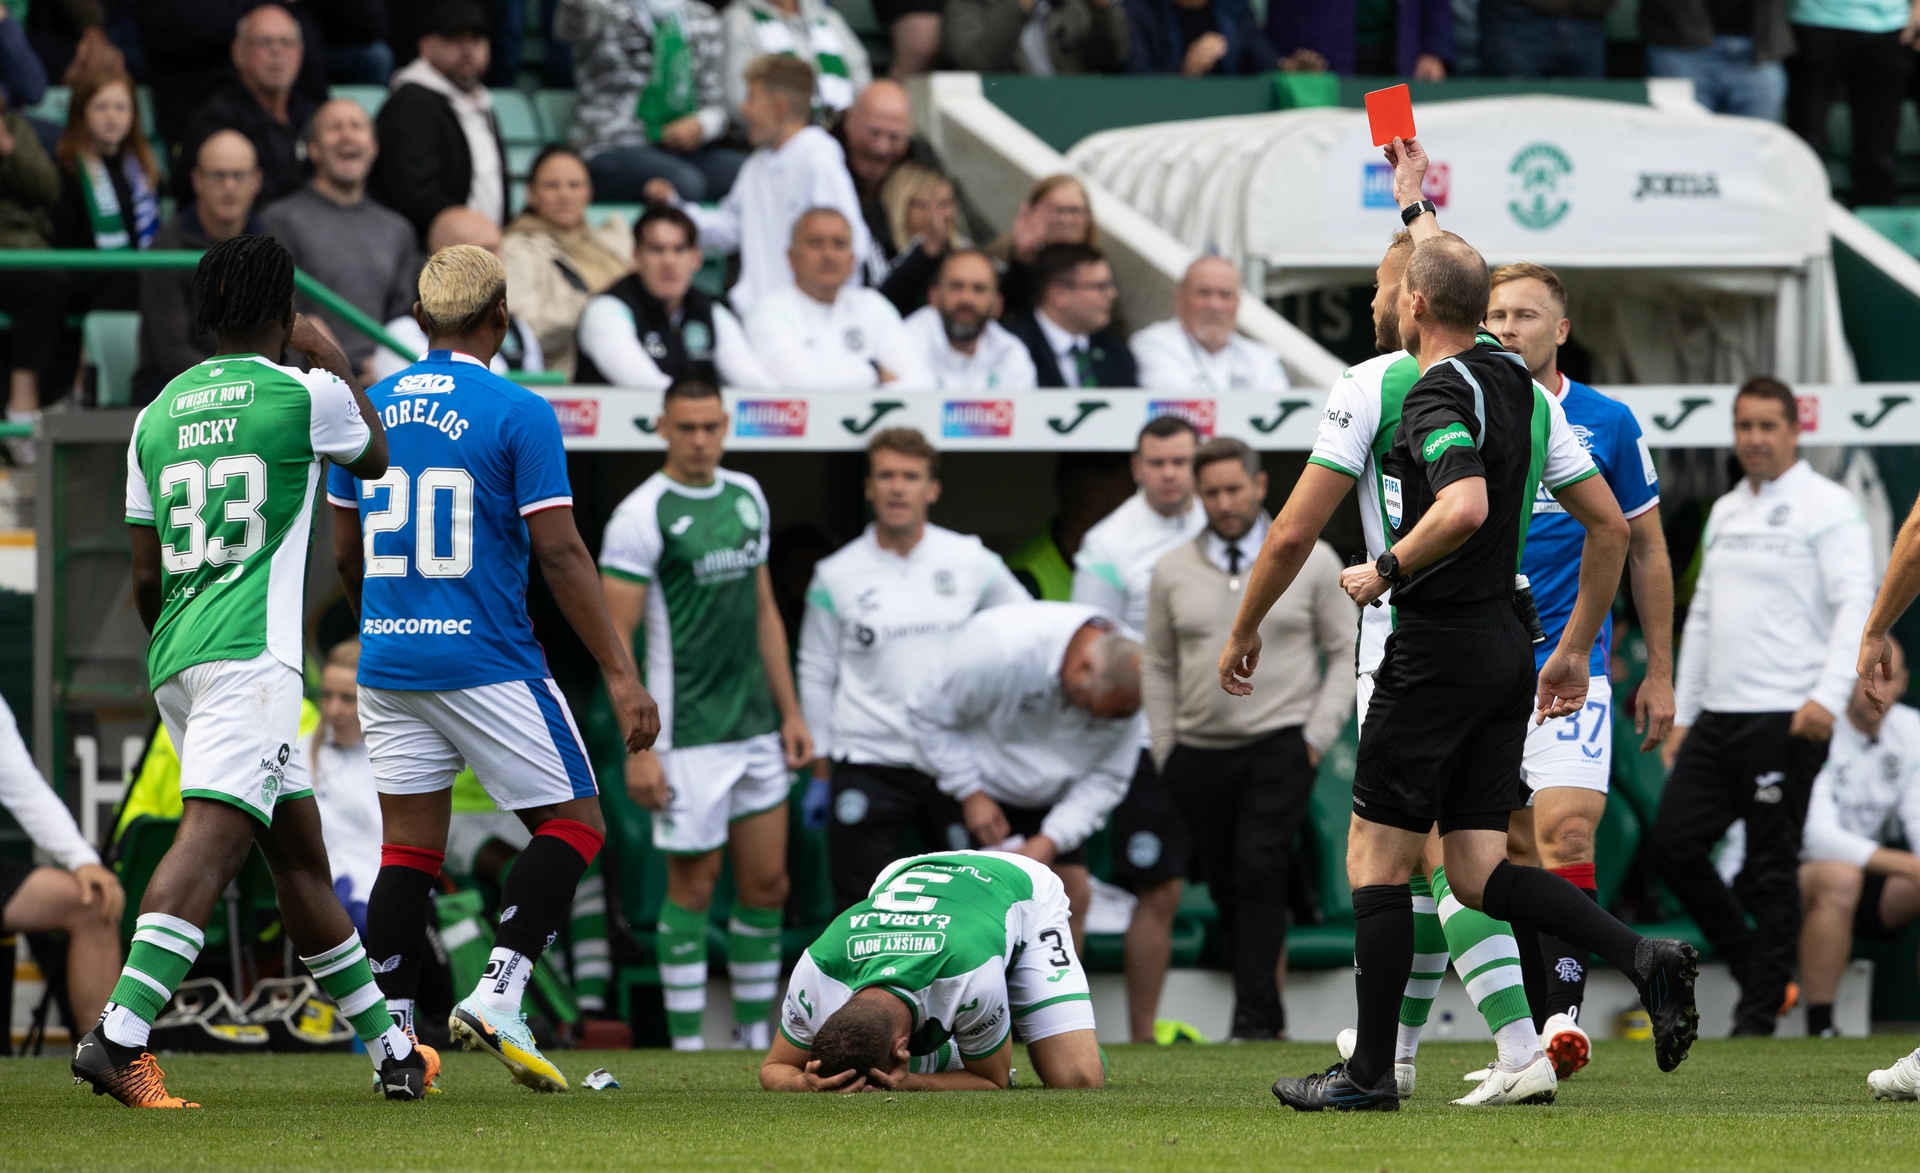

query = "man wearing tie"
[[1142, 437, 1356, 1039], [1005, 244, 1139, 388]]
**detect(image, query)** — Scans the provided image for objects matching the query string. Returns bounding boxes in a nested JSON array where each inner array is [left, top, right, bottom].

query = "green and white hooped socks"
[[101, 913, 205, 1048], [1396, 872, 1448, 1063], [729, 904, 783, 1029], [1432, 866, 1541, 1070], [303, 933, 415, 1068], [570, 861, 612, 1014], [658, 900, 709, 1050]]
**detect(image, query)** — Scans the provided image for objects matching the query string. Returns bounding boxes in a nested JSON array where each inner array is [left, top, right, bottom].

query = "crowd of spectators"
[[0, 0, 1912, 447]]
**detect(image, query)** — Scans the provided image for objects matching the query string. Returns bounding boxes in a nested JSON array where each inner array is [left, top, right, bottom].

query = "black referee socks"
[[1482, 859, 1642, 985], [1347, 884, 1414, 1088]]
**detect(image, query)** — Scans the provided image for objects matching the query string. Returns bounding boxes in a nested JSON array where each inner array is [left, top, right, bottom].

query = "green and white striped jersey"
[[598, 468, 778, 750], [780, 852, 1050, 1070], [1306, 344, 1592, 672], [125, 354, 370, 686]]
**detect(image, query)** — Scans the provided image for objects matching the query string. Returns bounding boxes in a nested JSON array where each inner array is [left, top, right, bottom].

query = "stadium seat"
[[20, 86, 69, 127], [82, 310, 142, 408], [587, 203, 641, 229], [329, 84, 388, 120], [491, 88, 545, 181], [535, 89, 577, 143]]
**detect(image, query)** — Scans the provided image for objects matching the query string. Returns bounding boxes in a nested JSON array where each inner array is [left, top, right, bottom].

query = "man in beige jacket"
[[1143, 436, 1356, 1040]]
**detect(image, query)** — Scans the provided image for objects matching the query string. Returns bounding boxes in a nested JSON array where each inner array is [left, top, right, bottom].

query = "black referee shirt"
[[1381, 339, 1541, 608]]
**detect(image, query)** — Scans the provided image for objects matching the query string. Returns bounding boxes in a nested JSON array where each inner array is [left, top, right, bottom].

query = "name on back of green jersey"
[[176, 418, 239, 449], [847, 910, 953, 930]]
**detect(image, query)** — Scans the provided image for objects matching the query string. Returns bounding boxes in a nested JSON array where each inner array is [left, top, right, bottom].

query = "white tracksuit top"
[[1070, 489, 1206, 635], [1675, 459, 1875, 726], [1802, 703, 1920, 868], [797, 524, 1028, 768], [906, 601, 1146, 853], [0, 694, 98, 870]]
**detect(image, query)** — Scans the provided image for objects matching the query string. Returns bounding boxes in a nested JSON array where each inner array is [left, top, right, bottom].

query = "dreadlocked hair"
[[192, 234, 295, 339]]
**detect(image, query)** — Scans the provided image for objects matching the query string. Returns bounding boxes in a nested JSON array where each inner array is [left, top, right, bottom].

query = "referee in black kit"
[[1220, 137, 1702, 1111]]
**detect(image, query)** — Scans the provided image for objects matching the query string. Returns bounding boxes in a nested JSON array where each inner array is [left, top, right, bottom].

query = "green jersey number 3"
[[159, 456, 267, 573], [873, 870, 953, 913]]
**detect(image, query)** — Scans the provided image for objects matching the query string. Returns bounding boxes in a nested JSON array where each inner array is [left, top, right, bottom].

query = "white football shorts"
[[357, 678, 597, 809], [1521, 674, 1613, 796], [655, 731, 791, 854], [155, 652, 311, 825], [1004, 856, 1096, 1045]]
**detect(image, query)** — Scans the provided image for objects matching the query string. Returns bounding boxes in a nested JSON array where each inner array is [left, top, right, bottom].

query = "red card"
[[1365, 84, 1416, 148]]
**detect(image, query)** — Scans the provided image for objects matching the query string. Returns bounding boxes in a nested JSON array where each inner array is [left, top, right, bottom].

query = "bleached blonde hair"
[[417, 244, 507, 336]]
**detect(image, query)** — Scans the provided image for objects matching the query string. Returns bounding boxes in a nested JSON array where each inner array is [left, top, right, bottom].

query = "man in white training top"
[[0, 692, 124, 1030], [902, 250, 1037, 391], [798, 427, 1028, 911], [1798, 637, 1920, 1039], [1131, 256, 1288, 394], [907, 601, 1145, 951], [745, 208, 932, 389], [1654, 376, 1874, 1037]]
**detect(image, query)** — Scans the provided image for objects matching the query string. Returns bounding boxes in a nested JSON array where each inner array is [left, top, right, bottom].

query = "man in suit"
[[1006, 243, 1139, 388], [368, 1, 509, 242]]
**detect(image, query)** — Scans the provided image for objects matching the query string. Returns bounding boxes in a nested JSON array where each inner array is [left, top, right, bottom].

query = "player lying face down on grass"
[[760, 851, 1105, 1092]]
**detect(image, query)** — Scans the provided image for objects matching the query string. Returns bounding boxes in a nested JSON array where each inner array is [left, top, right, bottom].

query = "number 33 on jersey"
[[125, 355, 372, 686], [326, 351, 576, 691]]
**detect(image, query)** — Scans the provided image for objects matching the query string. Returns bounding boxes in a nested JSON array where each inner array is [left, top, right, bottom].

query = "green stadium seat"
[[83, 310, 142, 408], [1284, 923, 1357, 969], [535, 89, 578, 142], [587, 202, 641, 228], [330, 84, 389, 120], [20, 86, 69, 127], [492, 88, 543, 145]]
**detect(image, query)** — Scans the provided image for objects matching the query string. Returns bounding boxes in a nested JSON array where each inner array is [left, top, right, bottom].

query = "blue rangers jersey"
[[326, 351, 574, 690], [1522, 374, 1660, 675]]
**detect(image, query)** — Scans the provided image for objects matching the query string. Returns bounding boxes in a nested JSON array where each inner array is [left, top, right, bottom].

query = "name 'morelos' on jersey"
[[1522, 375, 1660, 675], [126, 354, 371, 686], [325, 351, 573, 690], [598, 468, 777, 751]]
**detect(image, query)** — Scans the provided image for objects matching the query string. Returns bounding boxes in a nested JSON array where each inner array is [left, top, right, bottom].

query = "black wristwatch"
[[1400, 198, 1437, 226], [1375, 550, 1409, 585]]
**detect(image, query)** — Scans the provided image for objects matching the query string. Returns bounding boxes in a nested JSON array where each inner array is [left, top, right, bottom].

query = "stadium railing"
[[0, 251, 567, 405]]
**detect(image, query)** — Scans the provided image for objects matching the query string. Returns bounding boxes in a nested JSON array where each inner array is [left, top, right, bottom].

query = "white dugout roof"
[[1068, 96, 1845, 383]]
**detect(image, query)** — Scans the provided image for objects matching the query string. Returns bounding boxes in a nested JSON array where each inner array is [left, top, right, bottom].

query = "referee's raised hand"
[[1534, 646, 1591, 724]]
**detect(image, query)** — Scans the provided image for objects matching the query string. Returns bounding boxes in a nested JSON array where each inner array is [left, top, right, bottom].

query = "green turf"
[[7, 1038, 1920, 1171]]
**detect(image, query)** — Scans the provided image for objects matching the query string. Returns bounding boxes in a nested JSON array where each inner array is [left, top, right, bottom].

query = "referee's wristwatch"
[[1400, 198, 1437, 226], [1375, 551, 1409, 586]]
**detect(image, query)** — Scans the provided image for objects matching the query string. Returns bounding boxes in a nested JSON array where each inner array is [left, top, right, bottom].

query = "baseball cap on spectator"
[[429, 0, 492, 38]]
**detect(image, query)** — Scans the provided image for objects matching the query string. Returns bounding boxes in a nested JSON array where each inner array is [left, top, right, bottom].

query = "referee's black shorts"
[[1353, 600, 1536, 835]]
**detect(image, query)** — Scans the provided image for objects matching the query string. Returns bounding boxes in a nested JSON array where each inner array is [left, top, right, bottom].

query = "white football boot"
[[1450, 1054, 1558, 1106], [1335, 1028, 1416, 1099], [1868, 1049, 1920, 1101], [1541, 1011, 1591, 1078]]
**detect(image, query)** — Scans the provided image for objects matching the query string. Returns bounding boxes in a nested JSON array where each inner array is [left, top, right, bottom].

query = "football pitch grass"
[[6, 1037, 1918, 1172]]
